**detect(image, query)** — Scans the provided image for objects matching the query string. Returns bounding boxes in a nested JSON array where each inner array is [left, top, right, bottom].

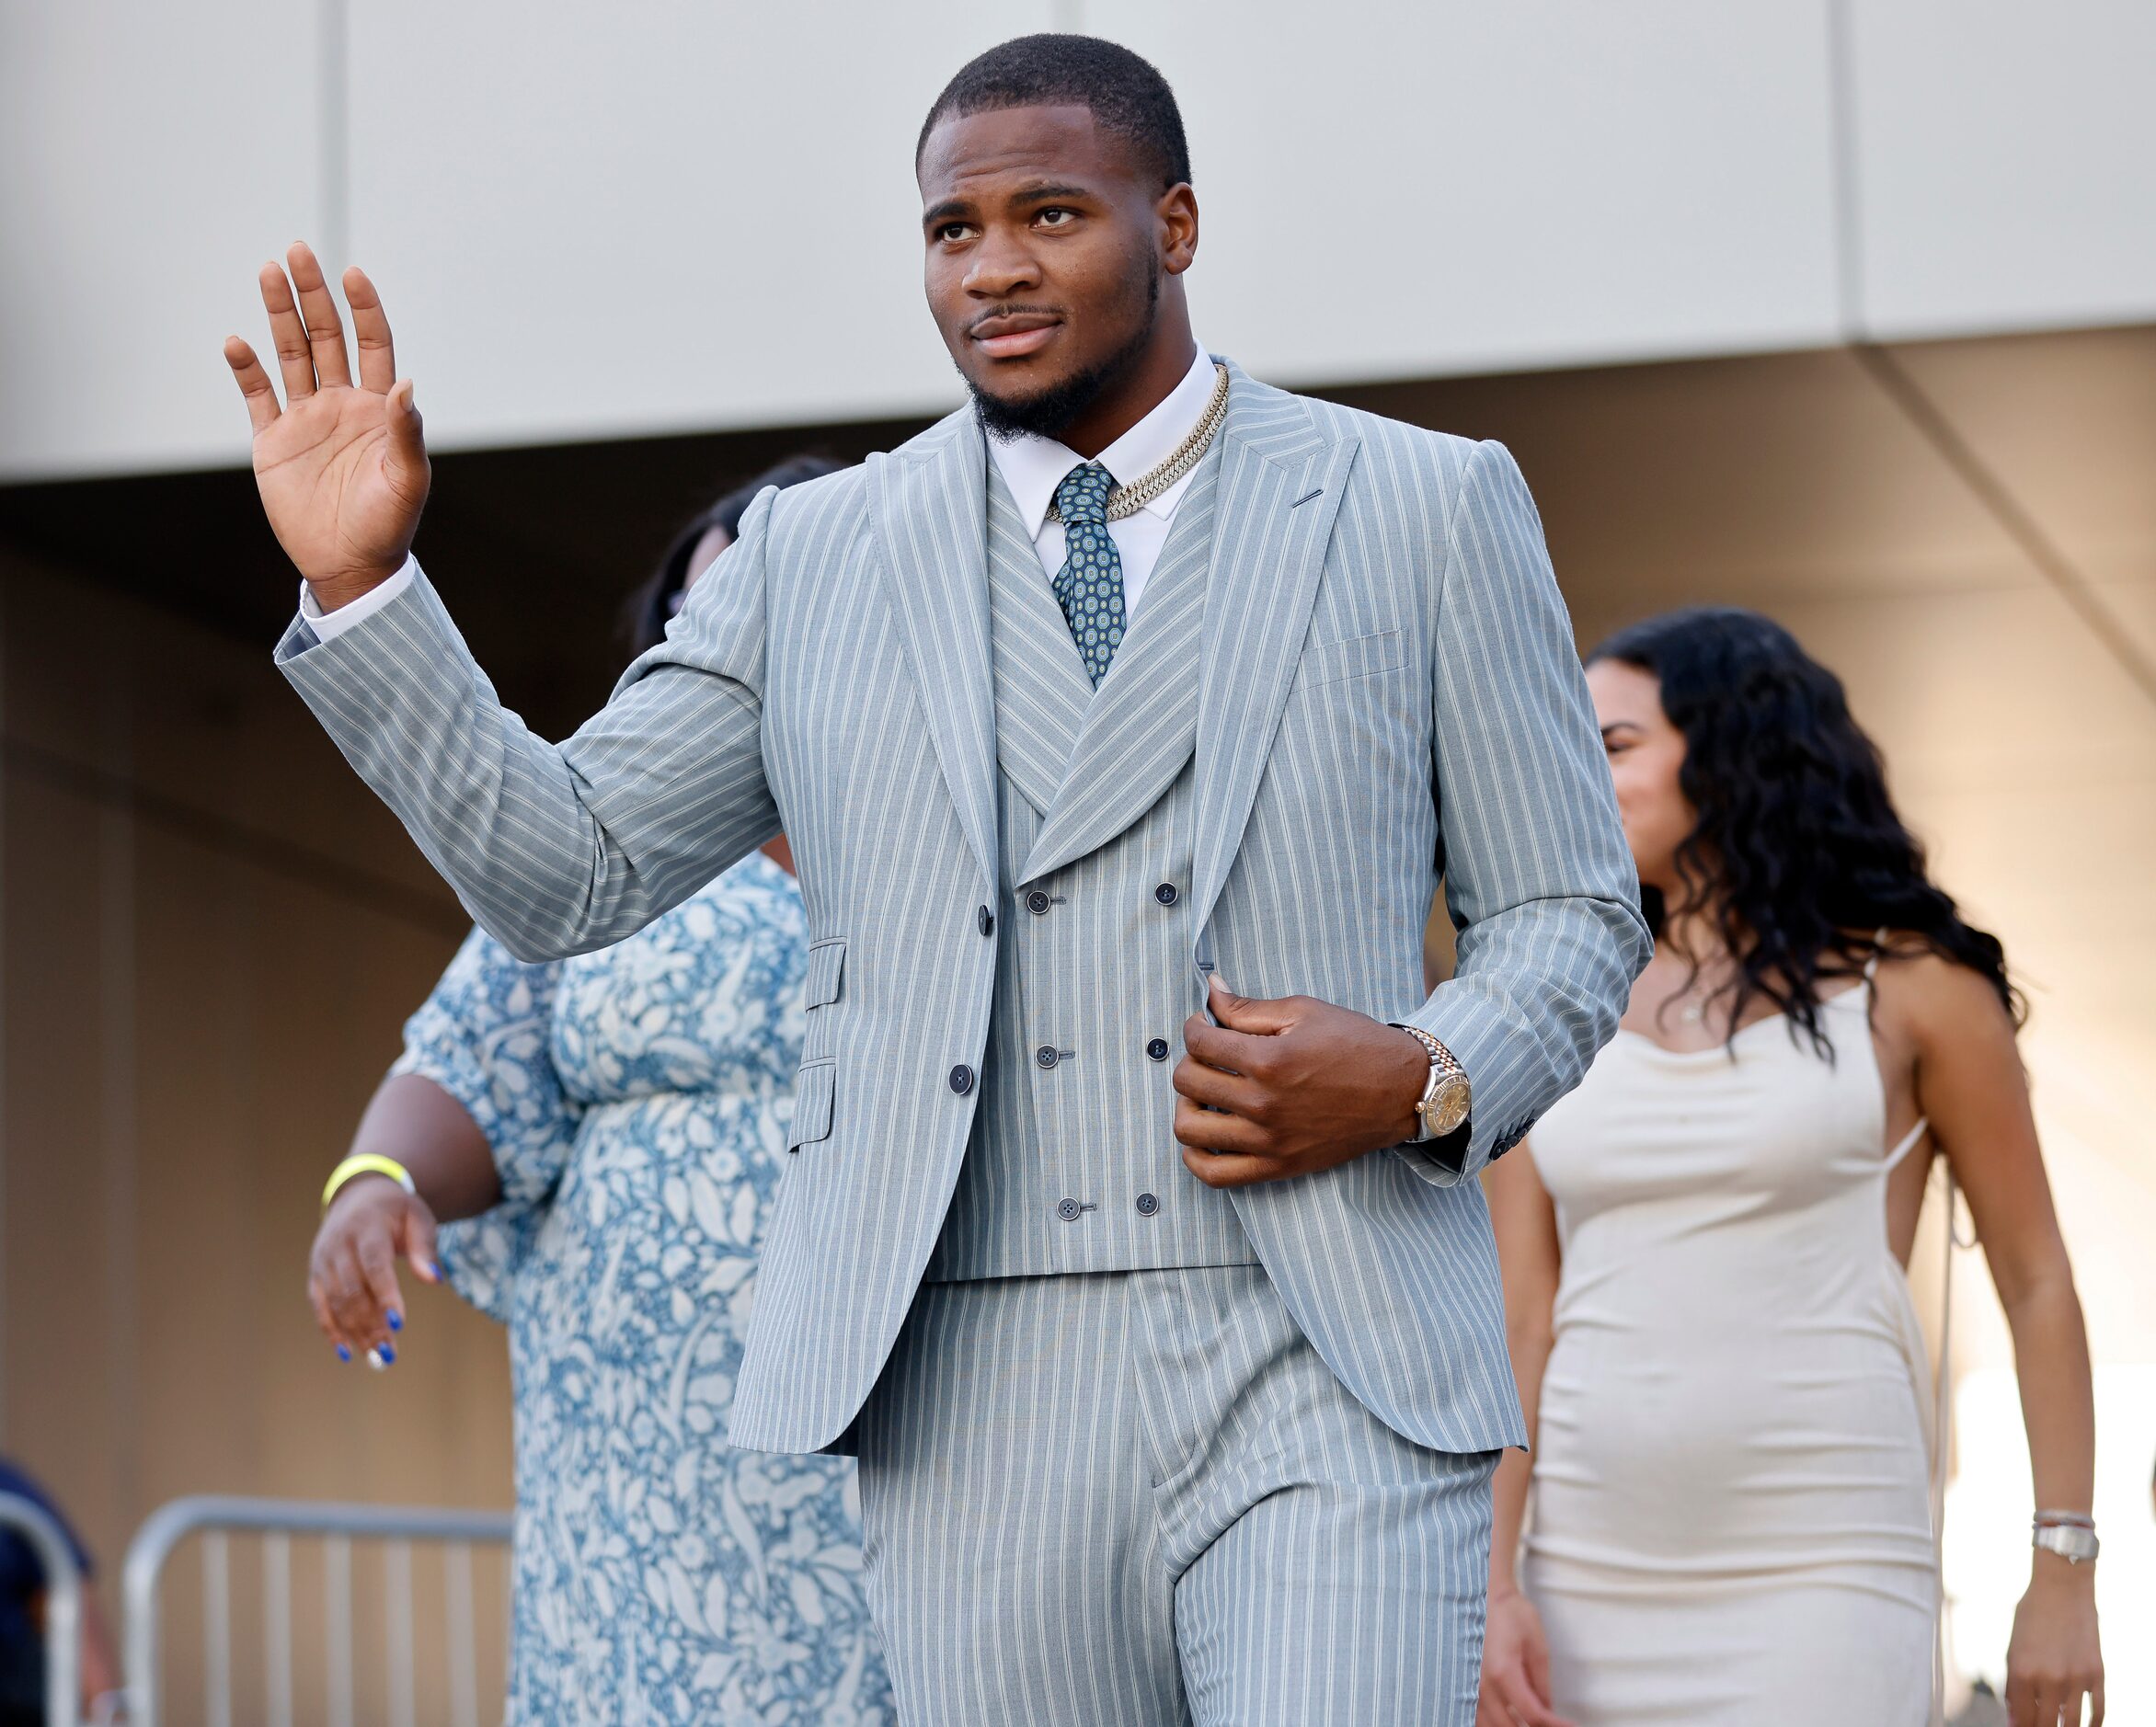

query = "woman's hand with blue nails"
[[307, 1173, 441, 1367]]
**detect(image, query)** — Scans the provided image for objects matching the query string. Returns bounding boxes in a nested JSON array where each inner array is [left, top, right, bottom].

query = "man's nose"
[[964, 229, 1040, 298]]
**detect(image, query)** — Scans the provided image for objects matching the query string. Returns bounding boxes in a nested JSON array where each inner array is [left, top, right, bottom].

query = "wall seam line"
[[98, 672, 139, 1538], [321, 0, 350, 274], [1824, 0, 1870, 342], [0, 581, 9, 1444], [1852, 340, 2156, 711]]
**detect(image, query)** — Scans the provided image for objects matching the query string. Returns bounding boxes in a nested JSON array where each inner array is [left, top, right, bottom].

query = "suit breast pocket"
[[1263, 620, 1427, 852], [1290, 627, 1407, 694]]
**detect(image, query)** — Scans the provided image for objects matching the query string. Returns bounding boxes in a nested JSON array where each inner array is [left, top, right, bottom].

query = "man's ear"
[[1159, 184, 1199, 275]]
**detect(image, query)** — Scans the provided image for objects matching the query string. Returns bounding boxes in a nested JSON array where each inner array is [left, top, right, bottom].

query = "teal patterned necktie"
[[1051, 461, 1126, 685]]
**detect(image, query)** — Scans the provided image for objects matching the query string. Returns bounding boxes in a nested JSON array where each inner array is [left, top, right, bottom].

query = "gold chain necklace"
[[1045, 363, 1232, 525]]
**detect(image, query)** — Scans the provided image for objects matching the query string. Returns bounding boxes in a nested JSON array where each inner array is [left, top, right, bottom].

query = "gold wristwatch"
[[1392, 1024, 1473, 1140]]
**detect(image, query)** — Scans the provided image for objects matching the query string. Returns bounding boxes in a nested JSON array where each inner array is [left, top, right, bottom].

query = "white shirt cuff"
[[298, 555, 419, 642]]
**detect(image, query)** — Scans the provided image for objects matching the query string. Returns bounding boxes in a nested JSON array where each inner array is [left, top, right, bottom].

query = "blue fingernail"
[[386, 1310, 403, 1332], [336, 1344, 351, 1363], [430, 1262, 443, 1281], [377, 1342, 396, 1365]]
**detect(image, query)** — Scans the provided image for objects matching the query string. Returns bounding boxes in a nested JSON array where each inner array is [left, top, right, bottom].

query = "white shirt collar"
[[985, 341, 1217, 537]]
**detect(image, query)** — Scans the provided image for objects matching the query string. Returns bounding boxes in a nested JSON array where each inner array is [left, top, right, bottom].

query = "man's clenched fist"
[[1171, 976, 1431, 1187]]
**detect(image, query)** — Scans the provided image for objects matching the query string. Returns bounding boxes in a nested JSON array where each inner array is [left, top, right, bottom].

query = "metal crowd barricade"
[[121, 1494, 512, 1727], [0, 1490, 84, 1727]]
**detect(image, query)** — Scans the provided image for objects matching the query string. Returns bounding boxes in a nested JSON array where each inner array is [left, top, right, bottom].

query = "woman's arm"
[[1478, 1144, 1574, 1727], [306, 924, 576, 1364], [306, 1074, 499, 1360], [353, 1071, 505, 1218], [1895, 953, 2103, 1727]]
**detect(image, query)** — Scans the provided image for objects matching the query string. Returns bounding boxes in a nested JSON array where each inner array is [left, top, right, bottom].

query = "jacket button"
[[1145, 1037, 1170, 1061], [947, 1065, 974, 1096], [976, 904, 993, 937], [1056, 1198, 1083, 1222], [1026, 889, 1052, 915], [1153, 883, 1179, 907], [1035, 1045, 1060, 1069], [1135, 1193, 1161, 1217]]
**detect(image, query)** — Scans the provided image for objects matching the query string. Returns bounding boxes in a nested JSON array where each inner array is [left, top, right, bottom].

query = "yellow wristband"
[[322, 1153, 417, 1213]]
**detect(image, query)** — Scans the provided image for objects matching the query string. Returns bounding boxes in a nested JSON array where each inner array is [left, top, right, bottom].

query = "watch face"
[[1423, 1073, 1473, 1138], [2036, 1524, 2099, 1563]]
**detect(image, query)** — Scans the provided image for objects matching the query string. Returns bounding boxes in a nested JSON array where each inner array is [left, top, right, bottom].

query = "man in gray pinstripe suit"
[[227, 34, 1646, 1726]]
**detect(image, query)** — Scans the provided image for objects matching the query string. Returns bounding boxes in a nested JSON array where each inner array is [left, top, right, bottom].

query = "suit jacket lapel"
[[1188, 366, 1361, 954], [1018, 436, 1221, 884], [866, 413, 999, 893], [984, 464, 1094, 818]]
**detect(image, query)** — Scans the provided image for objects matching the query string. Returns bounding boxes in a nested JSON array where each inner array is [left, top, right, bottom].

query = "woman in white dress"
[[1475, 609, 2104, 1727]]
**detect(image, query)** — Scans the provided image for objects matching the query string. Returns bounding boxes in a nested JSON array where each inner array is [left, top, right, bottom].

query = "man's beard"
[[966, 269, 1161, 443]]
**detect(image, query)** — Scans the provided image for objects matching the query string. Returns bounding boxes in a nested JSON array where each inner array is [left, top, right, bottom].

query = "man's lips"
[[969, 314, 1061, 360]]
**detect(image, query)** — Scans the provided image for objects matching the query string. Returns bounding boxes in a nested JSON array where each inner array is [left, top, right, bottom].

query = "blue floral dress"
[[395, 852, 892, 1726]]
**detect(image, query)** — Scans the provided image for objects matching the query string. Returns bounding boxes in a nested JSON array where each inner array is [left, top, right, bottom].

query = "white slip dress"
[[1519, 960, 1940, 1725]]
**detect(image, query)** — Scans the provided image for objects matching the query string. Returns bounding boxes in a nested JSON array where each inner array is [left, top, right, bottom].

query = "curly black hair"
[[917, 35, 1190, 190], [1588, 606, 2022, 1056], [621, 454, 845, 658]]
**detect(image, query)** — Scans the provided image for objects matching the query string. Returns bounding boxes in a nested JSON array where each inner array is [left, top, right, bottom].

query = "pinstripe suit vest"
[[923, 450, 1255, 1281], [273, 361, 1650, 1458]]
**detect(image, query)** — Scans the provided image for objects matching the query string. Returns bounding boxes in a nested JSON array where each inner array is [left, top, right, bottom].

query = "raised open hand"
[[224, 242, 430, 609]]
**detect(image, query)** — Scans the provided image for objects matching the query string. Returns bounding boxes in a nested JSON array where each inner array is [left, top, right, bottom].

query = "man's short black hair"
[[917, 34, 1190, 190]]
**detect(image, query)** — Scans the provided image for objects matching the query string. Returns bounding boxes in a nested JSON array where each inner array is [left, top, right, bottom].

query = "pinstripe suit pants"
[[854, 1266, 1497, 1726]]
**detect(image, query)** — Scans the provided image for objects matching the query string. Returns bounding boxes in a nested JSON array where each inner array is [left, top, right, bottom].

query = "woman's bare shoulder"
[[1866, 932, 2016, 1046]]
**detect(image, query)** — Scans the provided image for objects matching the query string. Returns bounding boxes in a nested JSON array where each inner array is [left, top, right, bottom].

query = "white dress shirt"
[[983, 339, 1216, 618], [302, 340, 1218, 643], [300, 549, 419, 641]]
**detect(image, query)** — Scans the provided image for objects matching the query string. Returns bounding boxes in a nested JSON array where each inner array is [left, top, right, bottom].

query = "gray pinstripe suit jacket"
[[278, 360, 1648, 1457]]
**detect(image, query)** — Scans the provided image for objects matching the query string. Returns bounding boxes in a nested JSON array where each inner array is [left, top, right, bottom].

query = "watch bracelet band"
[[1393, 1024, 1465, 1089], [2033, 1510, 2095, 1528], [1390, 1024, 1468, 1143]]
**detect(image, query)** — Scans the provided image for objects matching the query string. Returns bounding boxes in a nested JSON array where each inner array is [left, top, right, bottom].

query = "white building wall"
[[1849, 0, 2156, 339], [3, 0, 2152, 480], [0, 0, 330, 481]]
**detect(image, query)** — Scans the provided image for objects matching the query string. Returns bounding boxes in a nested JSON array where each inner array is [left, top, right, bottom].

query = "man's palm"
[[224, 242, 430, 604]]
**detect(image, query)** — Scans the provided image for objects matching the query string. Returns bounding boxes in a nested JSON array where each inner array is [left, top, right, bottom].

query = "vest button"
[[1135, 1193, 1161, 1218], [1056, 1198, 1083, 1222], [1153, 882, 1179, 906], [1026, 889, 1052, 915], [976, 904, 993, 937], [1035, 1045, 1060, 1070], [947, 1065, 974, 1096], [1145, 1037, 1170, 1061]]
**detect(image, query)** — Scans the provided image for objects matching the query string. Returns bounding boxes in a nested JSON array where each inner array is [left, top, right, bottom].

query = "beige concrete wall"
[[0, 554, 513, 1720], [3, 316, 2147, 1711], [1355, 324, 2156, 1708]]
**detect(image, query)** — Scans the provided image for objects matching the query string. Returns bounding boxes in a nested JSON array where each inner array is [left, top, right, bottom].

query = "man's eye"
[[936, 223, 975, 243], [1037, 208, 1076, 227]]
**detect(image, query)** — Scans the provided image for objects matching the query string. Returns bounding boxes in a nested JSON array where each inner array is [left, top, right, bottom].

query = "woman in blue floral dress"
[[305, 459, 890, 1725]]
